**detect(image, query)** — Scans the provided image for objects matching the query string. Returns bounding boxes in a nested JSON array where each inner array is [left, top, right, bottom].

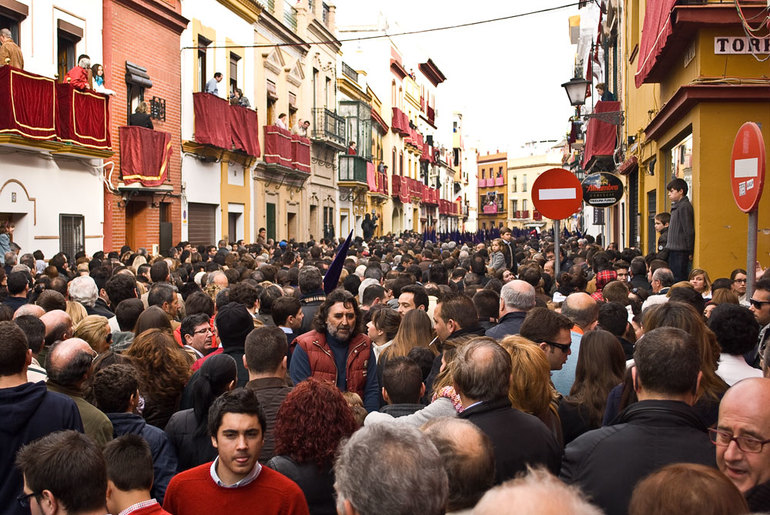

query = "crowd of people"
[[1, 227, 770, 515]]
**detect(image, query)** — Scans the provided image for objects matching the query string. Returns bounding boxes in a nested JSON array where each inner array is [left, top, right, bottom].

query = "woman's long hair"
[[192, 354, 237, 436], [386, 308, 435, 360], [126, 329, 190, 403], [566, 329, 627, 427]]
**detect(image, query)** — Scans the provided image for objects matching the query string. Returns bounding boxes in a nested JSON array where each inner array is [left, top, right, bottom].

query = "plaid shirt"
[[595, 269, 618, 291]]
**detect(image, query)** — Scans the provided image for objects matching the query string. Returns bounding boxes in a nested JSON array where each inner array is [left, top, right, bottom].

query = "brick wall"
[[103, 0, 186, 253]]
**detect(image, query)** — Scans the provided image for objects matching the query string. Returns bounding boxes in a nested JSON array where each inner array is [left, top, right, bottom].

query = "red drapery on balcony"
[[291, 134, 311, 173], [193, 92, 230, 149], [635, 0, 677, 87], [583, 101, 620, 167], [367, 161, 377, 190], [229, 104, 260, 157], [119, 126, 172, 187], [391, 107, 409, 135], [0, 67, 57, 141], [56, 84, 111, 149], [264, 125, 292, 168]]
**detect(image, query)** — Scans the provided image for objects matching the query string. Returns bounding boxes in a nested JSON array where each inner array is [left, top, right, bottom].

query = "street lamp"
[[561, 77, 591, 107]]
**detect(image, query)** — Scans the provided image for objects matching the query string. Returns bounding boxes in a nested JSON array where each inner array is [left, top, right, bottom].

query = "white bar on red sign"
[[734, 158, 759, 178], [539, 188, 577, 200]]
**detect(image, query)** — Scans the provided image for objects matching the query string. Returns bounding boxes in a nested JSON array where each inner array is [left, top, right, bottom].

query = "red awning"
[[617, 155, 639, 176], [371, 108, 389, 133], [635, 0, 677, 88], [582, 101, 620, 168]]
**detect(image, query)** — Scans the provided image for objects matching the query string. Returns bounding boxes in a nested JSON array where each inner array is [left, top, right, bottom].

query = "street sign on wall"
[[731, 122, 766, 213], [531, 168, 583, 220], [581, 172, 624, 207]]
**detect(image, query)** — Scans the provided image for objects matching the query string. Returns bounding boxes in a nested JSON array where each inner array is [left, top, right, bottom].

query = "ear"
[[341, 498, 359, 515], [242, 354, 249, 370], [419, 382, 426, 399], [381, 387, 390, 403], [281, 355, 287, 371], [631, 367, 641, 393], [39, 490, 56, 513], [211, 435, 219, 449], [25, 348, 32, 367], [184, 333, 194, 345], [538, 341, 549, 353], [106, 479, 115, 502]]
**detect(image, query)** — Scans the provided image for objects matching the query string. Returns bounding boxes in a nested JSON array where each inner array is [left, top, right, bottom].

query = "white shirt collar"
[[209, 457, 261, 488]]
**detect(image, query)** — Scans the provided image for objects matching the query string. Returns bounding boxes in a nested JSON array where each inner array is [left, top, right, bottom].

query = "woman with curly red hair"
[[125, 328, 191, 429], [267, 378, 357, 514]]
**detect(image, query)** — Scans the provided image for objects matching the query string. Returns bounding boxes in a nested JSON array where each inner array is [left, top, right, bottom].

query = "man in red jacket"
[[289, 289, 379, 412], [64, 54, 91, 90], [163, 388, 308, 514]]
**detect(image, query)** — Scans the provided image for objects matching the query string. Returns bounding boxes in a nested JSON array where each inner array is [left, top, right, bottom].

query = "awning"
[[617, 155, 639, 176], [582, 101, 620, 168], [635, 0, 677, 88], [371, 108, 389, 133]]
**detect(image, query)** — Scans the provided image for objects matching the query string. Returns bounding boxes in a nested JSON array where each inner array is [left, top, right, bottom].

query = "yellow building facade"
[[622, 0, 770, 276]]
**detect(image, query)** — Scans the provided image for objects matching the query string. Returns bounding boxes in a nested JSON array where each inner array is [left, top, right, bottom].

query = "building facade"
[[477, 151, 507, 231]]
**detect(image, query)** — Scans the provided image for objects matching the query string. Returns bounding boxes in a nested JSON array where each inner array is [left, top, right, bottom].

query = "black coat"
[[560, 400, 716, 515], [266, 456, 336, 515], [484, 311, 526, 340], [460, 397, 562, 484], [165, 408, 217, 472]]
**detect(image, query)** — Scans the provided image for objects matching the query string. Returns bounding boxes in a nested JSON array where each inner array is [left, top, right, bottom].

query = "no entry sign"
[[731, 122, 766, 213], [531, 168, 584, 220]]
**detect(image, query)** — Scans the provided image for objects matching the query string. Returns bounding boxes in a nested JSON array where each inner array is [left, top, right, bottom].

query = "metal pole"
[[604, 207, 610, 249], [747, 209, 758, 299], [554, 219, 561, 278]]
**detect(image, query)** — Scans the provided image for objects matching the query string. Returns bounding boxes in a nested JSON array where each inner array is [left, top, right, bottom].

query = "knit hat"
[[215, 302, 254, 349]]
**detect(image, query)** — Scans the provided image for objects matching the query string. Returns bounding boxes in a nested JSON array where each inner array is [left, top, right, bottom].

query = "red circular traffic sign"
[[731, 122, 766, 213], [531, 168, 584, 220]]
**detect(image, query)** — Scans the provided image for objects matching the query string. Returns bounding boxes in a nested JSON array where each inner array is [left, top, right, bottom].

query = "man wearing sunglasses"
[[519, 307, 574, 372], [715, 377, 770, 512], [751, 279, 770, 369]]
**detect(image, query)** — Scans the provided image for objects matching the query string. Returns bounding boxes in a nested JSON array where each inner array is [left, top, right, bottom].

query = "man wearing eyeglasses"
[[715, 377, 770, 512], [519, 307, 575, 372], [180, 313, 215, 361]]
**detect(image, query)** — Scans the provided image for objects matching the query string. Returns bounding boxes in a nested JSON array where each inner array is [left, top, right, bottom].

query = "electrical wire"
[[180, 2, 582, 51]]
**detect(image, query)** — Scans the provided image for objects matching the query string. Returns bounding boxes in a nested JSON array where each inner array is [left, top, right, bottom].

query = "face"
[[21, 479, 44, 515], [541, 328, 572, 371], [211, 413, 264, 485], [433, 304, 452, 343], [668, 188, 684, 202], [366, 320, 382, 342], [654, 219, 666, 232], [501, 232, 512, 242], [165, 296, 180, 318], [397, 292, 416, 316], [716, 388, 770, 493], [96, 65, 103, 76], [546, 251, 555, 261], [325, 302, 356, 342], [259, 229, 266, 238], [491, 242, 500, 252], [543, 261, 555, 278], [689, 274, 706, 292], [502, 270, 514, 283], [186, 322, 213, 354], [733, 274, 748, 296], [751, 289, 770, 326], [289, 307, 304, 330], [616, 268, 629, 282]]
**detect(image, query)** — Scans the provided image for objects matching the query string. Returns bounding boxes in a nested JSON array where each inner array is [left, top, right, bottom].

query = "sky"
[[333, 0, 582, 156]]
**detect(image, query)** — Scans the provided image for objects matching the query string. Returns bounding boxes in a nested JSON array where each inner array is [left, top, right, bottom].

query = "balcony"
[[391, 107, 410, 136], [533, 210, 543, 221], [582, 100, 620, 171], [521, 210, 530, 219], [263, 125, 310, 177], [391, 175, 410, 203], [312, 107, 346, 150], [495, 176, 505, 186], [0, 66, 112, 158], [338, 154, 367, 184], [423, 186, 439, 205], [192, 93, 261, 158], [341, 62, 358, 82], [119, 126, 173, 188]]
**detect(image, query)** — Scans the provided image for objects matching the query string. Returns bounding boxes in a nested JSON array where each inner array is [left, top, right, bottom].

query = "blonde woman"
[[66, 300, 88, 327], [74, 315, 112, 354]]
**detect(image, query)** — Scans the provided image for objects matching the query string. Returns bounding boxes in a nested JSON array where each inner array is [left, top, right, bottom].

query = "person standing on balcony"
[[347, 141, 357, 155], [275, 113, 288, 129], [0, 28, 23, 69], [129, 102, 154, 129], [293, 119, 310, 137], [91, 63, 115, 95], [65, 54, 92, 90], [205, 72, 222, 95]]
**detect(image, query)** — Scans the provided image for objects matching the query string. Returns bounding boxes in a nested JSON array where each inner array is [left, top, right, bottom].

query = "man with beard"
[[289, 289, 379, 412]]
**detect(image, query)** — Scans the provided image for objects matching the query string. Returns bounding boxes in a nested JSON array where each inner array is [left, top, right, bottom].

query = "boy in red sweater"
[[163, 388, 308, 515], [104, 435, 171, 515]]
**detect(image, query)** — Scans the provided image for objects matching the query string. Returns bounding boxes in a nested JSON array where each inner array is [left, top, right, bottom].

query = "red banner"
[[264, 125, 292, 168], [119, 126, 172, 187], [193, 92, 230, 149], [291, 134, 311, 173], [56, 83, 111, 149], [0, 66, 57, 140], [583, 101, 620, 167], [229, 104, 260, 157]]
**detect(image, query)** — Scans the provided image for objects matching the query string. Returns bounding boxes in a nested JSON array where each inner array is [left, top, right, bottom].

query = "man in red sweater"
[[163, 388, 309, 515]]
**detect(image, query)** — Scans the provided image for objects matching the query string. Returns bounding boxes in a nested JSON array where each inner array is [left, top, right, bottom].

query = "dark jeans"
[[668, 250, 690, 283]]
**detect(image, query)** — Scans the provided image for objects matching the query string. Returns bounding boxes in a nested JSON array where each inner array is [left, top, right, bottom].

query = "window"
[[399, 151, 403, 176], [481, 168, 485, 180], [197, 35, 210, 92], [56, 20, 83, 83], [512, 199, 518, 213], [392, 148, 396, 174], [522, 199, 528, 211], [60, 214, 84, 258], [325, 77, 331, 108], [522, 175, 528, 192], [668, 132, 693, 202], [313, 68, 319, 110], [512, 176, 517, 192], [229, 52, 241, 95]]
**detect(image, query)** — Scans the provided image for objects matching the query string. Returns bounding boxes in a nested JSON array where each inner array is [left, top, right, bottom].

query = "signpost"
[[531, 168, 584, 278], [730, 122, 766, 297]]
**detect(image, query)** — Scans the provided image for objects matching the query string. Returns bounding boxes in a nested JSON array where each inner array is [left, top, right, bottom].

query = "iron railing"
[[312, 108, 346, 148]]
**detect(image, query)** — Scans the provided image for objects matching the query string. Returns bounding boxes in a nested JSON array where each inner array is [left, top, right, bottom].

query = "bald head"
[[41, 309, 73, 346], [561, 293, 599, 331], [500, 280, 536, 313], [717, 378, 770, 494], [46, 338, 94, 388], [422, 418, 495, 512], [14, 304, 45, 319]]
